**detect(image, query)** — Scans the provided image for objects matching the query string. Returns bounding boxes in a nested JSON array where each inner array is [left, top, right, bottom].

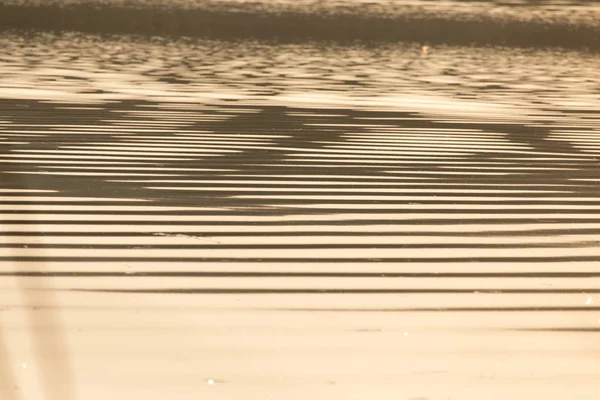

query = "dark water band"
[[1, 3, 599, 50]]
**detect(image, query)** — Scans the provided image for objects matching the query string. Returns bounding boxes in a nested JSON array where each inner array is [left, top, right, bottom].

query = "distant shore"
[[0, 0, 599, 49]]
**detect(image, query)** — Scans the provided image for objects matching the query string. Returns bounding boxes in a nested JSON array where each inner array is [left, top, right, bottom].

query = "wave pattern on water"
[[0, 32, 599, 400]]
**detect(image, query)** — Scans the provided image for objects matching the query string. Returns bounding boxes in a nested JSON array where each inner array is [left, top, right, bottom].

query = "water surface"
[[0, 30, 599, 400]]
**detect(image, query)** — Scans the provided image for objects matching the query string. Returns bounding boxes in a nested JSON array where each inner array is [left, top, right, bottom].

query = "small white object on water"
[[403, 332, 409, 337], [21, 363, 27, 369], [207, 379, 214, 386], [586, 297, 592, 305]]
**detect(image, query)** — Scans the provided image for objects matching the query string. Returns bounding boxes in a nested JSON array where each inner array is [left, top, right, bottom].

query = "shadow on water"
[[0, 328, 19, 400], [0, 131, 76, 400], [19, 282, 77, 400]]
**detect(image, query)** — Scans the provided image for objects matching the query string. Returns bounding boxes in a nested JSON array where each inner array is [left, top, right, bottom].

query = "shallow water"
[[0, 31, 599, 400]]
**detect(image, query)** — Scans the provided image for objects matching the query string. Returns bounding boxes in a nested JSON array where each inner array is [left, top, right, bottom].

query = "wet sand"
[[0, 28, 599, 400]]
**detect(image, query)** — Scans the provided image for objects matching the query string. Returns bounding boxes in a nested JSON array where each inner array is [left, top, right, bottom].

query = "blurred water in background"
[[1, 0, 600, 48]]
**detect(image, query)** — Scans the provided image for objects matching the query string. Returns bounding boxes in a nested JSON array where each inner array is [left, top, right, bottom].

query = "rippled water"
[[1, 33, 599, 115], [1, 30, 600, 400]]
